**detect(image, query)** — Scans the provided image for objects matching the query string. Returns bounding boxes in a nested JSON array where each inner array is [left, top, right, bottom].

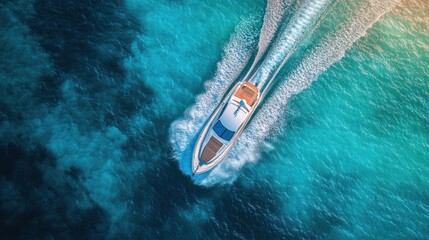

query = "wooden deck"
[[201, 136, 223, 162], [233, 82, 259, 106]]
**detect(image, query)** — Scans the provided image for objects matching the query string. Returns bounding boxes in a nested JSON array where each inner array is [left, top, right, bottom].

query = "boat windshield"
[[213, 120, 235, 141]]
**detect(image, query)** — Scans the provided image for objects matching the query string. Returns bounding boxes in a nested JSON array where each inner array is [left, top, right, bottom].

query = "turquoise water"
[[1, 0, 428, 239], [172, 0, 429, 238], [254, 11, 429, 239]]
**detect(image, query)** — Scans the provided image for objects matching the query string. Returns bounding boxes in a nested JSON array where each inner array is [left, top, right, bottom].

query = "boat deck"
[[233, 82, 259, 106], [201, 136, 223, 162]]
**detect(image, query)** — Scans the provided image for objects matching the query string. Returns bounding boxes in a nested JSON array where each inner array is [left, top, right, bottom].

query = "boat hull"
[[192, 82, 260, 174]]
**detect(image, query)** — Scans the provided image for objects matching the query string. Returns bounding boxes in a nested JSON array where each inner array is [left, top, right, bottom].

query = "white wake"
[[250, 0, 333, 89], [169, 18, 259, 177], [201, 0, 400, 186], [244, 0, 294, 79], [170, 0, 400, 186]]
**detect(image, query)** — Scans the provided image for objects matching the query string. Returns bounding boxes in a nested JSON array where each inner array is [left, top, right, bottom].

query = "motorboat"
[[192, 81, 260, 174]]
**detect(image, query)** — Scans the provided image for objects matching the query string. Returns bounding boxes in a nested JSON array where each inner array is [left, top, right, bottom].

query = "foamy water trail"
[[251, 0, 333, 89], [244, 0, 294, 79], [201, 0, 400, 186], [169, 18, 259, 177]]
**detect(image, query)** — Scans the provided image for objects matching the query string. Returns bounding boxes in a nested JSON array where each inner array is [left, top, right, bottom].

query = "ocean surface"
[[1, 0, 428, 239]]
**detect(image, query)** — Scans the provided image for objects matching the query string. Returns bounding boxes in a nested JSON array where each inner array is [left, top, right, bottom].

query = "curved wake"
[[170, 0, 400, 186], [244, 0, 294, 78], [169, 18, 259, 179], [249, 0, 333, 90]]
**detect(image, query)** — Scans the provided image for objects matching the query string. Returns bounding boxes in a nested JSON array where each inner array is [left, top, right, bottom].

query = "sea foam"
[[169, 18, 259, 179], [201, 0, 401, 186], [171, 0, 400, 186]]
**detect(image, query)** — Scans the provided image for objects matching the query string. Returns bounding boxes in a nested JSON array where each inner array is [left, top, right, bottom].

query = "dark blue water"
[[1, 0, 428, 239]]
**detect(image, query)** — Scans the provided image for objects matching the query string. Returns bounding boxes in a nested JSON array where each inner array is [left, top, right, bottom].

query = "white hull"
[[192, 82, 260, 174]]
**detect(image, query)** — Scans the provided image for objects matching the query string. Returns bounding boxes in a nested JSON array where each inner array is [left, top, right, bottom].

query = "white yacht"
[[192, 81, 260, 174]]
